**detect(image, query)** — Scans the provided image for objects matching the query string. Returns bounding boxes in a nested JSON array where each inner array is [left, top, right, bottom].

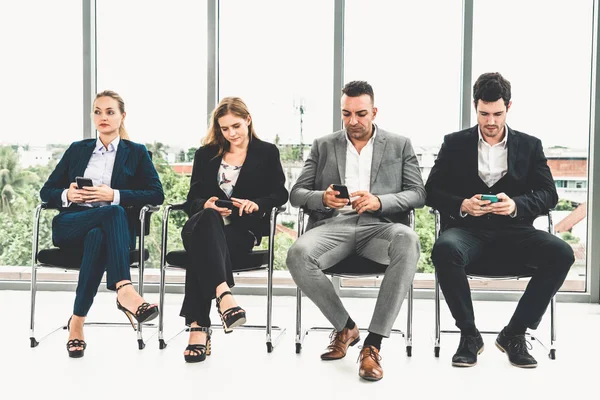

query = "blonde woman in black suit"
[[181, 97, 288, 362]]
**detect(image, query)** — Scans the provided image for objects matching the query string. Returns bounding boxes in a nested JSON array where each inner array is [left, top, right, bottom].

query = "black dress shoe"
[[495, 329, 537, 368], [452, 331, 484, 367]]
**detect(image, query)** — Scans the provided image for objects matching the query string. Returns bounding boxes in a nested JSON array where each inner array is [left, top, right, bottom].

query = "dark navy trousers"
[[52, 205, 133, 317]]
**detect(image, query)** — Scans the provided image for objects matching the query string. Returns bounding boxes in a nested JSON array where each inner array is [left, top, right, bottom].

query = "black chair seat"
[[324, 254, 388, 277], [37, 248, 149, 270], [165, 249, 269, 273]]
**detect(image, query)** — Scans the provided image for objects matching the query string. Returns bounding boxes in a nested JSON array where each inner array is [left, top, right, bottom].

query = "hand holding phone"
[[76, 176, 94, 189], [332, 184, 350, 200], [215, 199, 236, 210], [323, 184, 350, 209]]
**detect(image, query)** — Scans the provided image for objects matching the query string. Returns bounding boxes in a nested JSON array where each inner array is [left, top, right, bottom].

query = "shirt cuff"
[[111, 189, 120, 205], [61, 189, 71, 207], [459, 205, 468, 218], [510, 207, 517, 218]]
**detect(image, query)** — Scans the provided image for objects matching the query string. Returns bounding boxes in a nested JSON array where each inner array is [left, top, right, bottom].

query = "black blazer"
[[184, 138, 289, 241], [40, 139, 165, 240], [425, 126, 558, 229]]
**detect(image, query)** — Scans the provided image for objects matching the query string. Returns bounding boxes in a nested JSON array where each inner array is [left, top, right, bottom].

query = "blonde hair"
[[203, 97, 258, 157], [94, 90, 130, 140]]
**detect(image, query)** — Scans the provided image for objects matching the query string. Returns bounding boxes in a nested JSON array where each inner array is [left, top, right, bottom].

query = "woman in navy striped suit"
[[40, 90, 164, 358]]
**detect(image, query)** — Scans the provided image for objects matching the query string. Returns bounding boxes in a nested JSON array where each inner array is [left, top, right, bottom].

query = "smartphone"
[[481, 194, 499, 203], [75, 176, 94, 189], [215, 199, 236, 210], [332, 184, 350, 200]]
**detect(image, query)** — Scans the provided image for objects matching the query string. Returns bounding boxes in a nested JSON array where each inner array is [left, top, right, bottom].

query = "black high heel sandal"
[[115, 282, 159, 329], [215, 291, 246, 334], [66, 316, 87, 358], [184, 327, 212, 363]]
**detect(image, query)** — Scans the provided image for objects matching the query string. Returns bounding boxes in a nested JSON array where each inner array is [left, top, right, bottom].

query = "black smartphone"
[[75, 176, 94, 189], [332, 184, 350, 199], [215, 199, 236, 210]]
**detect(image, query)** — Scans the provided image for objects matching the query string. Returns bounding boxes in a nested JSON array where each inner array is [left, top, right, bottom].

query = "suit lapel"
[[232, 140, 260, 197], [334, 132, 347, 184], [467, 126, 480, 183], [74, 140, 96, 178], [506, 126, 519, 175], [370, 130, 387, 188], [111, 140, 130, 187]]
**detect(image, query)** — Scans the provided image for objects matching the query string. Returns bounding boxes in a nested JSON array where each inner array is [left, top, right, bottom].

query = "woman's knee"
[[103, 205, 127, 221]]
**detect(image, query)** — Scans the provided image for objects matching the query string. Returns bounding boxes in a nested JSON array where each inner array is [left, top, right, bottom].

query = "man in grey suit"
[[287, 81, 425, 381]]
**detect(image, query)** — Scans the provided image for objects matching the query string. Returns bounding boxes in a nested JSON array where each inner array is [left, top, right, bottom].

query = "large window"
[[472, 0, 594, 291], [219, 0, 335, 146], [345, 0, 463, 147], [0, 1, 82, 269]]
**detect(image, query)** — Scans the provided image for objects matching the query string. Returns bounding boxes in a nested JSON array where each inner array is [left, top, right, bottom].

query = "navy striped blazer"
[[40, 139, 164, 241]]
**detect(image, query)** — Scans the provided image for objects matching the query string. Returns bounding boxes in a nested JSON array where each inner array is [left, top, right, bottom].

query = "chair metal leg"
[[406, 284, 413, 357], [434, 273, 441, 358], [158, 263, 167, 350], [266, 257, 274, 353], [29, 265, 39, 348], [295, 287, 305, 354], [549, 295, 557, 360]]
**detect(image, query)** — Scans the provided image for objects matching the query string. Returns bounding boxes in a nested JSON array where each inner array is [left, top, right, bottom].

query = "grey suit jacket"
[[290, 126, 426, 228]]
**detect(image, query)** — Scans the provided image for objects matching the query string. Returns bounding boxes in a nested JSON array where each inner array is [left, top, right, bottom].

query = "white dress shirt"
[[460, 125, 515, 217], [61, 136, 121, 207], [340, 126, 377, 213], [478, 125, 508, 187]]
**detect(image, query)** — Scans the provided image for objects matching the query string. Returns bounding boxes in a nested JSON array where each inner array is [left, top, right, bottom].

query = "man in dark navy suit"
[[425, 73, 574, 368]]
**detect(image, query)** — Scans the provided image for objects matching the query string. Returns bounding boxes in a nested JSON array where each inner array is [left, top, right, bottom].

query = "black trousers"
[[180, 208, 255, 326], [431, 224, 574, 332]]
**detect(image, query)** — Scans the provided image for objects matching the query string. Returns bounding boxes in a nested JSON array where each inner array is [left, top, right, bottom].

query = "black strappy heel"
[[66, 316, 86, 358], [215, 291, 246, 334], [115, 282, 159, 329], [184, 327, 212, 363]]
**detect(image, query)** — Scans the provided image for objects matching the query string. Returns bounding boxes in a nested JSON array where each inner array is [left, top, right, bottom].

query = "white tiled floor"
[[1, 289, 599, 399]]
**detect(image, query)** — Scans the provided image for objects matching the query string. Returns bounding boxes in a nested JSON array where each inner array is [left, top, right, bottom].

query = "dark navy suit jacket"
[[425, 125, 558, 230], [40, 138, 165, 244]]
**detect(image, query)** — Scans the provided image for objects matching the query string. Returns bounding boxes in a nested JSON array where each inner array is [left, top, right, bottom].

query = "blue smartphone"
[[481, 194, 499, 203]]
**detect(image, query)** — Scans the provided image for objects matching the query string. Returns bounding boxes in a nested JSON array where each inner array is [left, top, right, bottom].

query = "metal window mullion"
[[333, 0, 344, 133], [207, 0, 219, 122], [459, 0, 474, 130], [587, 0, 600, 303], [82, 0, 97, 139]]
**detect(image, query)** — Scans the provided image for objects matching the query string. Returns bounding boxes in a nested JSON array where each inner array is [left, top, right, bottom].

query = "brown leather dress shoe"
[[320, 325, 360, 360], [358, 345, 383, 381]]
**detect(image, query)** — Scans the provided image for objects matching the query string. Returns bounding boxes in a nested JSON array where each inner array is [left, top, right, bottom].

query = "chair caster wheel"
[[30, 337, 39, 348], [159, 339, 167, 350], [295, 343, 302, 354], [434, 346, 440, 358], [138, 339, 145, 350], [406, 346, 412, 357], [266, 342, 273, 353], [549, 349, 556, 360]]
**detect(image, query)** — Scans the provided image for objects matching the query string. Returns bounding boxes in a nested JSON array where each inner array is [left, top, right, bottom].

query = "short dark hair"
[[473, 72, 511, 108], [342, 81, 374, 104]]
